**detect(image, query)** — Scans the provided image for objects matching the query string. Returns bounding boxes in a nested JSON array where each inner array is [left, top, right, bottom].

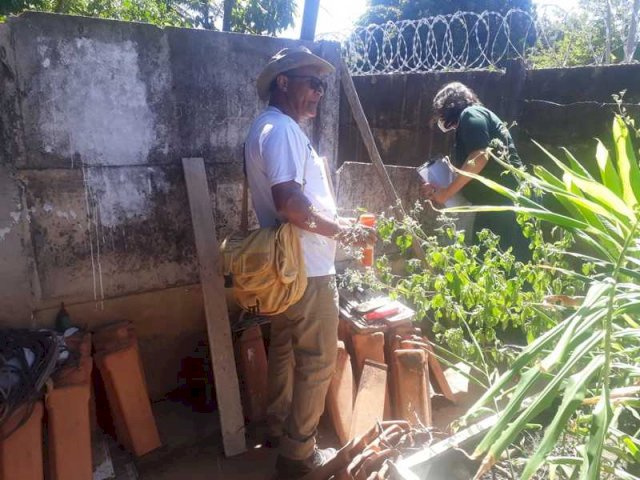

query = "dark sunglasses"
[[285, 74, 328, 93]]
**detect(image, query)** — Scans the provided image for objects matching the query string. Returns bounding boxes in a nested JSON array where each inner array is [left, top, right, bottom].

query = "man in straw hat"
[[245, 46, 375, 478]]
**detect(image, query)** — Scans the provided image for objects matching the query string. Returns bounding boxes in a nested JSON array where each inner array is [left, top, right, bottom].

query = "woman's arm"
[[423, 149, 489, 204]]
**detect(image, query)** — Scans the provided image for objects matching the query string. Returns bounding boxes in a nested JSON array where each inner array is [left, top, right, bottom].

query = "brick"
[[402, 338, 455, 404], [351, 332, 391, 419], [46, 385, 92, 480], [0, 402, 44, 480], [350, 360, 387, 440], [325, 341, 354, 446], [394, 349, 431, 427], [388, 335, 403, 418], [351, 332, 385, 380], [95, 342, 161, 456], [236, 325, 268, 422], [93, 321, 131, 352]]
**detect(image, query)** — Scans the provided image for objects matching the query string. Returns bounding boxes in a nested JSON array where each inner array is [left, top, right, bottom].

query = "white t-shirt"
[[245, 106, 338, 277]]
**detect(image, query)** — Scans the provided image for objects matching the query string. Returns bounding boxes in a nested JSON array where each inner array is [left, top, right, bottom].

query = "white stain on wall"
[[36, 37, 156, 166], [55, 209, 78, 220], [85, 167, 170, 228]]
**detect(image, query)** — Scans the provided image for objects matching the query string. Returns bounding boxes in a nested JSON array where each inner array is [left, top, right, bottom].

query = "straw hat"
[[256, 46, 335, 101]]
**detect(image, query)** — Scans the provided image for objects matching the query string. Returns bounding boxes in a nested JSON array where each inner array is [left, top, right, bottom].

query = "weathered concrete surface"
[[336, 162, 474, 244], [339, 64, 640, 172], [18, 166, 198, 305], [0, 165, 37, 325], [0, 12, 341, 397], [337, 162, 425, 215], [32, 284, 208, 400]]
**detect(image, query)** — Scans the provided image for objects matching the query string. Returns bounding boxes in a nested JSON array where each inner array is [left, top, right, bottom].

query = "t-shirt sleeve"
[[260, 122, 307, 187], [458, 110, 491, 155]]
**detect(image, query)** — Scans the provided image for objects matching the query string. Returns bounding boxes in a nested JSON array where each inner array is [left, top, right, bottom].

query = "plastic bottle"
[[358, 213, 376, 267]]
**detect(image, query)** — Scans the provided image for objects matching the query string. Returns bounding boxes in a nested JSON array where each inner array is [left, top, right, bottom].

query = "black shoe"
[[275, 447, 337, 479]]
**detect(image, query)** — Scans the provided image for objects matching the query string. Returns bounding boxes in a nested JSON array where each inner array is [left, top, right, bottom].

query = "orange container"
[[358, 214, 376, 267], [95, 341, 161, 456], [0, 402, 44, 480], [236, 325, 268, 422], [46, 385, 92, 480]]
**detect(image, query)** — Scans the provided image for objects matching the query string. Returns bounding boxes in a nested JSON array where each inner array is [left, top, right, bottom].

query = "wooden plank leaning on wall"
[[182, 157, 246, 457]]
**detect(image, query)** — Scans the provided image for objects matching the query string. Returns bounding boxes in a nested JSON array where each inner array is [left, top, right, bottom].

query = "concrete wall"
[[0, 12, 341, 398], [339, 63, 640, 173]]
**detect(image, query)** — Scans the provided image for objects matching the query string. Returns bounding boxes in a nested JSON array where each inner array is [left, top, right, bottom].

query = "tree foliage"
[[528, 0, 640, 67], [357, 0, 533, 26], [0, 0, 296, 35], [230, 0, 296, 35]]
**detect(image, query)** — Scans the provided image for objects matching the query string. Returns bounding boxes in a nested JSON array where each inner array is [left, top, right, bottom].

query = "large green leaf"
[[535, 165, 609, 232], [472, 294, 610, 458], [520, 356, 604, 480], [533, 140, 635, 224], [595, 139, 623, 198], [541, 282, 610, 371], [478, 332, 604, 477], [582, 392, 614, 479], [612, 115, 640, 207], [563, 147, 595, 181], [466, 293, 610, 419], [472, 367, 545, 458], [469, 147, 627, 258]]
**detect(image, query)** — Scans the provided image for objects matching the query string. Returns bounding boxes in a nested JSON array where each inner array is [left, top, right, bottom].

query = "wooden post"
[[182, 158, 246, 457], [300, 0, 320, 41], [339, 60, 424, 260]]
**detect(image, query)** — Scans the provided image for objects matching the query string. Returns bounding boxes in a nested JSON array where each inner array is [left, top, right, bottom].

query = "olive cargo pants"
[[266, 275, 339, 460]]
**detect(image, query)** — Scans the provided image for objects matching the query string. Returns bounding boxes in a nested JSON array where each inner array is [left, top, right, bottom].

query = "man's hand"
[[335, 221, 377, 248], [421, 182, 451, 206], [338, 217, 356, 227]]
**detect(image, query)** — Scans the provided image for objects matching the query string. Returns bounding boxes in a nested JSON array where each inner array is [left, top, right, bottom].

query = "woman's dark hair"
[[432, 82, 482, 127]]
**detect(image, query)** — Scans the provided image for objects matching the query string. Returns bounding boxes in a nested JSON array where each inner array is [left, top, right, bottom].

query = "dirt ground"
[[130, 371, 476, 480]]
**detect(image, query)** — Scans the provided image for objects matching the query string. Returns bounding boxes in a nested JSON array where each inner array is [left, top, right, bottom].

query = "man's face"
[[282, 66, 327, 121]]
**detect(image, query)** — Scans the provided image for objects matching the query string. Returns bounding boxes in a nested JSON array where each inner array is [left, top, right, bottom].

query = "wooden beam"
[[182, 158, 246, 457], [339, 60, 425, 260], [300, 0, 320, 41]]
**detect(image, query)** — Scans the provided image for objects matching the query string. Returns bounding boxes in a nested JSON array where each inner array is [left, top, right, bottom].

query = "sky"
[[279, 0, 581, 40]]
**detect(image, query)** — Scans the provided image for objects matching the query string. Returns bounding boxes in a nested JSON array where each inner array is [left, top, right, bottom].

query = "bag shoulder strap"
[[241, 144, 249, 235]]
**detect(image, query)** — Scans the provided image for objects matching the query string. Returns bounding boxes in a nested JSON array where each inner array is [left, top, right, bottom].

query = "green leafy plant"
[[342, 204, 584, 370], [447, 109, 640, 479]]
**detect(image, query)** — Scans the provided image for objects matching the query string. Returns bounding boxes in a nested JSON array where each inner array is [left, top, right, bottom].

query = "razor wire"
[[322, 6, 638, 75]]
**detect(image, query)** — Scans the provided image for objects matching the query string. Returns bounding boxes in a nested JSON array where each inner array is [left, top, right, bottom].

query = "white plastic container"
[[417, 157, 471, 208]]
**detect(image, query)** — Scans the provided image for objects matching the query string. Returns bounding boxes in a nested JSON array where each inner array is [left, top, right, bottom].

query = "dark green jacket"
[[454, 105, 521, 205]]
